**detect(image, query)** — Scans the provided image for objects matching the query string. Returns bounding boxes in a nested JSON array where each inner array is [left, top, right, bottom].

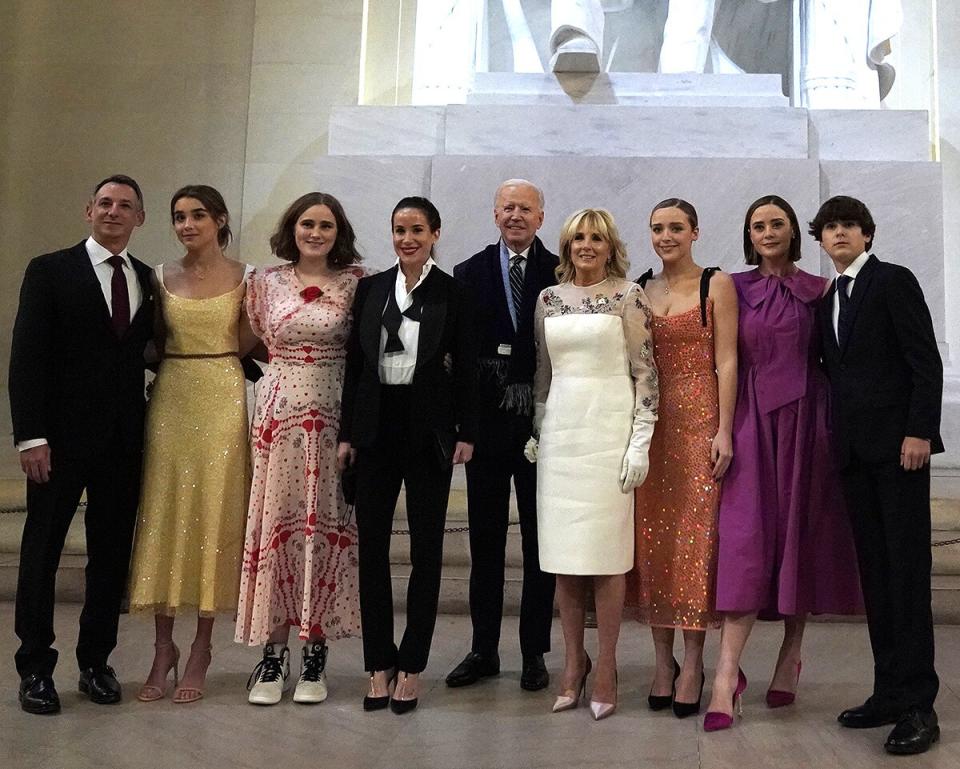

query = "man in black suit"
[[9, 175, 155, 714], [446, 179, 558, 691], [812, 196, 943, 755]]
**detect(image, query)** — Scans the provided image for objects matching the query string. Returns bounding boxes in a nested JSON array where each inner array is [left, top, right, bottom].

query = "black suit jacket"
[[818, 254, 944, 467], [9, 241, 155, 459], [453, 237, 558, 455], [339, 265, 479, 453]]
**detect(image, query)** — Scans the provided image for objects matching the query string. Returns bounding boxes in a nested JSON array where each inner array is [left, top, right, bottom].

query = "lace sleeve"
[[533, 290, 552, 411], [623, 283, 659, 423]]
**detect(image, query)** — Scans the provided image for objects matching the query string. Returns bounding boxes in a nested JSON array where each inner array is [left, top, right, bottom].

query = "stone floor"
[[1, 603, 958, 769]]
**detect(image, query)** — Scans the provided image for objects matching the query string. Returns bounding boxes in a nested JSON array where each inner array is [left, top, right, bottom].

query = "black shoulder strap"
[[636, 268, 653, 288], [699, 267, 720, 327]]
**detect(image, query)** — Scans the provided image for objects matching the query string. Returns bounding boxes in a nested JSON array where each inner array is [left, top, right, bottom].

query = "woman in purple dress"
[[703, 195, 862, 731]]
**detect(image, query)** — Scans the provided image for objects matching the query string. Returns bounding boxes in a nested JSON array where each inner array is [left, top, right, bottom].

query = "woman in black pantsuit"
[[338, 197, 479, 714]]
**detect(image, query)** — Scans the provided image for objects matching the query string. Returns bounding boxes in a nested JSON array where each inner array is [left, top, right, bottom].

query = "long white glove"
[[533, 402, 546, 437], [620, 417, 655, 493]]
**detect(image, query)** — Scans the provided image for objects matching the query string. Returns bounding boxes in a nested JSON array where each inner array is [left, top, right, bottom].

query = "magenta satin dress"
[[714, 269, 862, 616]]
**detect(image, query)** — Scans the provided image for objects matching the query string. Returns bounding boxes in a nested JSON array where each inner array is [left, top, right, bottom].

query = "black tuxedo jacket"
[[818, 254, 944, 467], [453, 237, 558, 454], [9, 241, 155, 459], [339, 265, 479, 451]]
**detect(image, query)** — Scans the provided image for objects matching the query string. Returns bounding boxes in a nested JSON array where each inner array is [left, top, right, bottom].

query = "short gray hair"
[[494, 179, 545, 209]]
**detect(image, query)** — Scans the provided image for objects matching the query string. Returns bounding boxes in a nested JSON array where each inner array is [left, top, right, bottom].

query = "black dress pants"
[[841, 457, 938, 713], [465, 452, 554, 657], [15, 446, 142, 678], [356, 386, 452, 674]]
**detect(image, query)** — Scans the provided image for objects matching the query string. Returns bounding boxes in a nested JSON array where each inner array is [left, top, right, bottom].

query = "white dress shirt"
[[832, 251, 869, 342], [17, 237, 143, 452], [378, 257, 436, 385]]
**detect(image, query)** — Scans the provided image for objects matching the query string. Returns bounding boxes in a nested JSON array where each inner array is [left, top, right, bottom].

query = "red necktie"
[[107, 254, 131, 337]]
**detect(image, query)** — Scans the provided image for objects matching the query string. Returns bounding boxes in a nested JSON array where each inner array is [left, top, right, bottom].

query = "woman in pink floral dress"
[[236, 193, 364, 706]]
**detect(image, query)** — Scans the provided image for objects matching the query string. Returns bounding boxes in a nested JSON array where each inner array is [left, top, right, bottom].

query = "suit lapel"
[[840, 254, 878, 358], [416, 269, 445, 371], [71, 244, 117, 337], [821, 278, 840, 357], [361, 268, 394, 365]]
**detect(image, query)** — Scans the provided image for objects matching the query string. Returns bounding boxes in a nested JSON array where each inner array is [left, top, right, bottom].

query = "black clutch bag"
[[433, 428, 456, 468], [341, 463, 357, 507]]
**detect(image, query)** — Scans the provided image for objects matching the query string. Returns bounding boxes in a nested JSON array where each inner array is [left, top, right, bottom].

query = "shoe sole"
[[293, 692, 328, 704], [520, 678, 549, 692], [446, 671, 499, 688], [885, 727, 940, 755], [20, 699, 61, 715], [77, 681, 121, 705]]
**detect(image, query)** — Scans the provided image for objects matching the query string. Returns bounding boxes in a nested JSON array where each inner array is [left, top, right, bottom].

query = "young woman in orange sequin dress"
[[628, 199, 738, 718]]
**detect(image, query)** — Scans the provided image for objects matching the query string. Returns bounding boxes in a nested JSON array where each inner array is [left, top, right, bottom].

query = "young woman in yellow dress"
[[128, 185, 258, 704]]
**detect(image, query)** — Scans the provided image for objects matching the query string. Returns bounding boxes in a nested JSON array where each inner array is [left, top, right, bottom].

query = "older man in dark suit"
[[813, 195, 943, 755], [447, 180, 559, 691], [9, 175, 154, 714]]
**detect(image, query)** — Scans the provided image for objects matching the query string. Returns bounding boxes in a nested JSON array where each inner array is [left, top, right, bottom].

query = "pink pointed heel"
[[703, 668, 747, 732], [766, 661, 801, 708], [552, 654, 591, 713]]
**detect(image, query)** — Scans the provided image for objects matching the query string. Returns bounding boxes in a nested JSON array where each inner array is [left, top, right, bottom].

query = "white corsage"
[[523, 436, 539, 463]]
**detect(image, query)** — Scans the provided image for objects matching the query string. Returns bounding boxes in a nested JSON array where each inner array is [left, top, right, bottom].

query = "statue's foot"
[[550, 36, 600, 73]]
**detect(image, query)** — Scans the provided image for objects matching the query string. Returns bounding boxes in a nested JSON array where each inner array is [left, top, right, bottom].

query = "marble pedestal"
[[319, 102, 957, 468]]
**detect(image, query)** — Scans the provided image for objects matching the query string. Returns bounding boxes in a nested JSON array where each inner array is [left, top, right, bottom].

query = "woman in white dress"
[[533, 208, 659, 719]]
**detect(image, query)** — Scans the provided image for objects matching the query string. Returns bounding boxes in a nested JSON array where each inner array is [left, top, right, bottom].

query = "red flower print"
[[301, 286, 323, 302]]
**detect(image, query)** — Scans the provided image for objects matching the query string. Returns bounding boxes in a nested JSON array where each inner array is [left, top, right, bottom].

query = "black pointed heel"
[[648, 657, 680, 711], [672, 670, 705, 719]]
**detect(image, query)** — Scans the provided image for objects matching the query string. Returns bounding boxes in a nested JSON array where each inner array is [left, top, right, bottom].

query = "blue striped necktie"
[[509, 253, 524, 327]]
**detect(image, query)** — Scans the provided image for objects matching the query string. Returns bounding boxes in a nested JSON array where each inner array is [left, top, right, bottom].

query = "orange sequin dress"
[[628, 300, 720, 629]]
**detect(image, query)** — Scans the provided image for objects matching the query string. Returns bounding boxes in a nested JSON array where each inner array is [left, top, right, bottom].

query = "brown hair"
[[170, 184, 232, 248], [270, 192, 362, 266], [743, 195, 801, 265]]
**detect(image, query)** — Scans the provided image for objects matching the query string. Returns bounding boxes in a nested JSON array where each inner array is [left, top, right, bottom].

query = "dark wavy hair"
[[170, 184, 232, 248], [650, 197, 699, 229], [808, 195, 876, 249], [270, 192, 362, 266], [743, 195, 802, 265]]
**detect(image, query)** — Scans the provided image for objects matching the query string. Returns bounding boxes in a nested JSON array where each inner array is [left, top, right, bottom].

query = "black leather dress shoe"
[[520, 654, 549, 691], [445, 651, 500, 688], [885, 710, 940, 755], [78, 666, 122, 704], [837, 701, 900, 729], [19, 674, 61, 715]]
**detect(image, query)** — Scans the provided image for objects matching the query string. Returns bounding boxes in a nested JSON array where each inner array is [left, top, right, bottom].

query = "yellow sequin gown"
[[128, 266, 250, 616]]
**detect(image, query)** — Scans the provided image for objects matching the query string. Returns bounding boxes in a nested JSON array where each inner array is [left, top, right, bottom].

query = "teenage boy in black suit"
[[9, 175, 154, 713], [812, 195, 943, 755], [446, 180, 559, 691]]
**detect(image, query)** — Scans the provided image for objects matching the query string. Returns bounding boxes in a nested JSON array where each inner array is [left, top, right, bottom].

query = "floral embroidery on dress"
[[541, 289, 626, 316]]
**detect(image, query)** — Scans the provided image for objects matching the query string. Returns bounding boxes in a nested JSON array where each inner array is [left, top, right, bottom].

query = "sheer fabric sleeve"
[[245, 268, 266, 341], [532, 290, 553, 424], [623, 283, 659, 424]]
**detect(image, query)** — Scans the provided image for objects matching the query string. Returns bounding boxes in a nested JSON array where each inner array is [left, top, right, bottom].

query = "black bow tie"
[[382, 284, 423, 353]]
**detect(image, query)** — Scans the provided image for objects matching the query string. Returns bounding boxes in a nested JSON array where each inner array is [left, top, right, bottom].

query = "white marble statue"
[[548, 0, 717, 73], [547, 0, 903, 109], [796, 0, 903, 108]]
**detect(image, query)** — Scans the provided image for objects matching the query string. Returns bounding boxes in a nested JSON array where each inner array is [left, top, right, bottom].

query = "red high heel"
[[766, 661, 801, 708], [703, 669, 747, 732]]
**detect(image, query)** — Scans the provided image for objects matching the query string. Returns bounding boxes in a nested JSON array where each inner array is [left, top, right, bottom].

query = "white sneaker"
[[293, 642, 328, 704], [247, 643, 290, 705]]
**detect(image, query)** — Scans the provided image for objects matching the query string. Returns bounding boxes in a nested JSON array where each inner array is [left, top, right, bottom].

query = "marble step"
[[327, 104, 930, 161], [465, 72, 790, 107]]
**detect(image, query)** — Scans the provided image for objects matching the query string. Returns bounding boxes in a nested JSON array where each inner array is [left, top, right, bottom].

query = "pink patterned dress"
[[235, 264, 363, 645]]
